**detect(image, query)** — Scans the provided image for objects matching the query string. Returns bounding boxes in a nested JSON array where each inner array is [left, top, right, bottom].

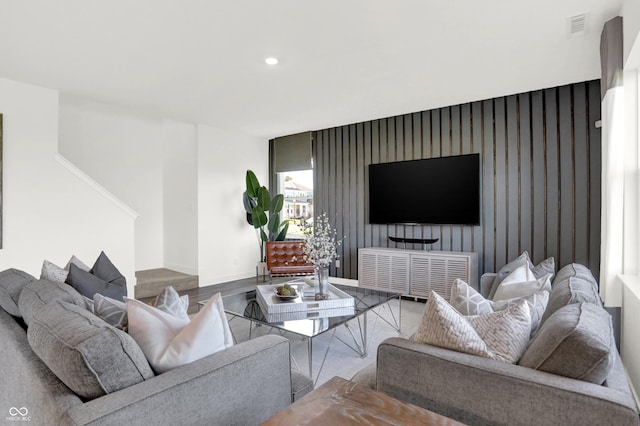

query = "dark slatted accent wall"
[[312, 80, 602, 279]]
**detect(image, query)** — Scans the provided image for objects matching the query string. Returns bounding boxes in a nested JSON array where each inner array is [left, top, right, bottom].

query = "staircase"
[[135, 268, 199, 299]]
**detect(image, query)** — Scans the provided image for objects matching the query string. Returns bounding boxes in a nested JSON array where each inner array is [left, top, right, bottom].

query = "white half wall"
[[0, 78, 136, 294], [163, 120, 198, 275], [59, 98, 164, 271], [197, 124, 268, 285]]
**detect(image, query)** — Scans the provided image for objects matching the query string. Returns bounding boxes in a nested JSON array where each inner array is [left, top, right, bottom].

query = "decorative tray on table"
[[256, 281, 355, 316]]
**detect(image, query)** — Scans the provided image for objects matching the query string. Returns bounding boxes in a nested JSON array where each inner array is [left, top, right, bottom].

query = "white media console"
[[358, 247, 478, 301]]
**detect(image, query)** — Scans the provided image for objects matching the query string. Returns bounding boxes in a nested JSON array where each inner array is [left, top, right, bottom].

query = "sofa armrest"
[[376, 337, 639, 426], [480, 273, 496, 298], [63, 335, 293, 426]]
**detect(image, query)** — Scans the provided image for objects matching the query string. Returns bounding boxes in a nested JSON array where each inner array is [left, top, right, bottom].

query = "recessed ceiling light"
[[265, 57, 278, 65]]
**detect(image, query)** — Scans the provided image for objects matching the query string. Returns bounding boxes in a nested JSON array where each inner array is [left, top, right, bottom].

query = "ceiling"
[[0, 0, 622, 139]]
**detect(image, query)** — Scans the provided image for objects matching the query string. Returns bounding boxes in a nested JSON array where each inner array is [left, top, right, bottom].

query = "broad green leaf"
[[268, 213, 280, 234], [276, 222, 289, 240], [242, 191, 256, 214], [271, 194, 284, 213], [246, 170, 260, 198], [257, 186, 271, 211], [251, 206, 267, 228]]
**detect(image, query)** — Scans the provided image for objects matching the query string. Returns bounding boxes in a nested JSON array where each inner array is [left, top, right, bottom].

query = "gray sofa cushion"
[[18, 278, 86, 326], [542, 276, 602, 324], [27, 300, 154, 400], [0, 269, 36, 317], [66, 263, 127, 300], [553, 263, 598, 286], [519, 303, 616, 384]]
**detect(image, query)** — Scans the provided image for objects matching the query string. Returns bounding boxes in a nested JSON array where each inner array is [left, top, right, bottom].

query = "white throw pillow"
[[127, 293, 233, 373], [416, 291, 532, 363], [499, 264, 536, 286], [493, 267, 552, 301]]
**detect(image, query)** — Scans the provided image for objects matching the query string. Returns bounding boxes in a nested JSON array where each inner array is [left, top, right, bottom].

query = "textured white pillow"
[[493, 269, 552, 301], [415, 291, 493, 359], [416, 291, 531, 364], [127, 293, 233, 373], [41, 260, 68, 283]]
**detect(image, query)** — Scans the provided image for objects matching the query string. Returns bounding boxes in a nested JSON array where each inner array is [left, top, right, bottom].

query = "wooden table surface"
[[262, 376, 465, 426]]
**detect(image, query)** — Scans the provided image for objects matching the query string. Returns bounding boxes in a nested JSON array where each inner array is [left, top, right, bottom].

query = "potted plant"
[[242, 170, 289, 264]]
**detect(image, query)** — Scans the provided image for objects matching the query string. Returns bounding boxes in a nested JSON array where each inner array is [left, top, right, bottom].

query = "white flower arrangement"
[[302, 213, 344, 268]]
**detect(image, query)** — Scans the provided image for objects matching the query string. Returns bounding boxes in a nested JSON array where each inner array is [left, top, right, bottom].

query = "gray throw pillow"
[[66, 263, 127, 300], [0, 269, 36, 317], [18, 278, 86, 326], [91, 251, 126, 288], [27, 300, 154, 399], [541, 276, 602, 325], [519, 303, 615, 384], [531, 257, 555, 280]]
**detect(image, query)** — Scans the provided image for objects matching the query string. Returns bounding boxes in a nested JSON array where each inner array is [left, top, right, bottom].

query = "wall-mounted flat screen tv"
[[369, 153, 481, 225]]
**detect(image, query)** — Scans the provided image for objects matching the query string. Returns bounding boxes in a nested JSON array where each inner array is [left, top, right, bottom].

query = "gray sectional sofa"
[[353, 263, 640, 425], [0, 269, 311, 426]]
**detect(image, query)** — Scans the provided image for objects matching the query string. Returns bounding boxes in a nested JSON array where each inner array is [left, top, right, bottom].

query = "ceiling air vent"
[[568, 13, 588, 37]]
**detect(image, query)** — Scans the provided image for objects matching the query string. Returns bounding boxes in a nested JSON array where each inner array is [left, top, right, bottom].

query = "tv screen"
[[369, 154, 480, 225]]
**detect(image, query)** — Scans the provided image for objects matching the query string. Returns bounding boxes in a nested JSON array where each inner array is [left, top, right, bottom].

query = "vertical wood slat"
[[309, 79, 601, 280]]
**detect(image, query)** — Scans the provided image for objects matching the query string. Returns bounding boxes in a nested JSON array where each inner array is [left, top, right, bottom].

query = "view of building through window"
[[277, 170, 313, 237]]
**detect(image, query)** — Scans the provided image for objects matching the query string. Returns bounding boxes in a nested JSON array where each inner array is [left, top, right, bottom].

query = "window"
[[277, 170, 313, 238]]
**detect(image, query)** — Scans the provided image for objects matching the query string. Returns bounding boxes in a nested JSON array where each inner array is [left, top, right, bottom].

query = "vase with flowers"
[[301, 213, 344, 300]]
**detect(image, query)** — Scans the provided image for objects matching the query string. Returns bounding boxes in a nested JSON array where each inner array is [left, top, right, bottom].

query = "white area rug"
[[227, 298, 425, 387]]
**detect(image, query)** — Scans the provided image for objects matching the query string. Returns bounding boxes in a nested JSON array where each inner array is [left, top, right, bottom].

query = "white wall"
[[0, 78, 136, 294], [197, 124, 268, 285], [59, 99, 164, 271], [620, 0, 640, 403], [162, 120, 198, 275]]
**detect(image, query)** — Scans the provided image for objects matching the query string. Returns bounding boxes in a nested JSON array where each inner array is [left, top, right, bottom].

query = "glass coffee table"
[[201, 282, 401, 384]]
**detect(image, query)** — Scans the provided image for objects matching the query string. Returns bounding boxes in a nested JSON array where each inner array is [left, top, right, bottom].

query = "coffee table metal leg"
[[336, 315, 367, 358]]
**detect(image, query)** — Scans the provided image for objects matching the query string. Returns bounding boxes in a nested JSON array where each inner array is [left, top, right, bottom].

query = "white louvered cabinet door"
[[358, 248, 410, 293], [358, 248, 477, 300]]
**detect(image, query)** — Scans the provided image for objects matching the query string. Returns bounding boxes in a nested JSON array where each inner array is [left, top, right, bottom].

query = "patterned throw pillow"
[[153, 286, 189, 320], [93, 293, 128, 330], [415, 291, 493, 359], [451, 278, 549, 335], [416, 291, 532, 364]]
